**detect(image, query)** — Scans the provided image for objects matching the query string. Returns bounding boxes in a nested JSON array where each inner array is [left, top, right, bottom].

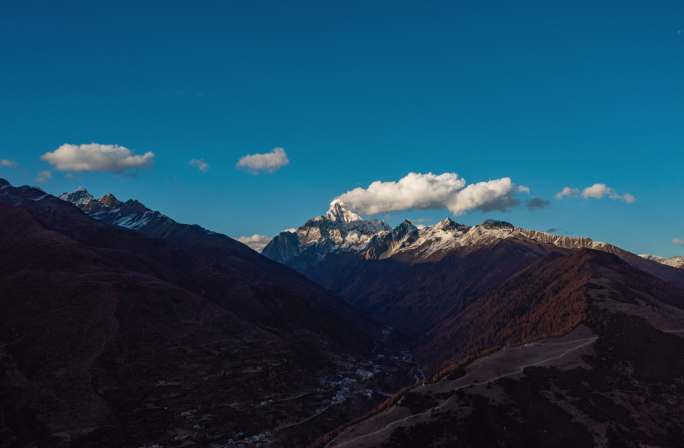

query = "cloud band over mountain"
[[332, 172, 529, 216]]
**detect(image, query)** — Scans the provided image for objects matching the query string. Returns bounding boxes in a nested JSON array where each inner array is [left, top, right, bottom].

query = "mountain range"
[[263, 202, 684, 362], [261, 201, 684, 447], [0, 181, 417, 448], [3, 183, 684, 448]]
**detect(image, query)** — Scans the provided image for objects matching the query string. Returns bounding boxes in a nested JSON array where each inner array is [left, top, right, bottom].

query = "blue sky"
[[1, 1, 683, 256]]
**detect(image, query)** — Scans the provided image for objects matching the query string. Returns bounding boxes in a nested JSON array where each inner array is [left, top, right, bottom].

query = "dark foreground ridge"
[[4, 179, 684, 448], [0, 180, 416, 447]]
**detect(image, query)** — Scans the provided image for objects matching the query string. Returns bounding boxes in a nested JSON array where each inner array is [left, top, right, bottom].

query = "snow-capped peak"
[[60, 187, 171, 232], [263, 204, 628, 265], [433, 218, 466, 232], [326, 201, 363, 223], [59, 188, 95, 206], [99, 193, 122, 208], [640, 254, 684, 269]]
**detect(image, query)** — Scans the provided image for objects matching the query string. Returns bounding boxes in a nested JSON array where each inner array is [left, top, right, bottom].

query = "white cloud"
[[555, 186, 579, 199], [556, 183, 635, 204], [332, 172, 529, 216], [0, 159, 17, 168], [189, 158, 209, 173], [237, 234, 272, 252], [580, 183, 610, 199], [673, 238, 684, 246], [41, 143, 154, 173], [581, 183, 636, 203], [236, 147, 289, 174], [450, 178, 528, 214], [36, 170, 52, 183]]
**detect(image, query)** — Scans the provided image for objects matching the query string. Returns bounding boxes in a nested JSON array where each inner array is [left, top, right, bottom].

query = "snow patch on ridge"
[[264, 205, 617, 264], [640, 254, 684, 269]]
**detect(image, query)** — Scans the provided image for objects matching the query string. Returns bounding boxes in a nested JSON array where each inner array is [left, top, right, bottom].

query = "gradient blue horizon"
[[1, 1, 683, 256]]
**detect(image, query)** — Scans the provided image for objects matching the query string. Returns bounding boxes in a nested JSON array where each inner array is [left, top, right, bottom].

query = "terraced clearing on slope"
[[322, 310, 684, 448], [328, 326, 598, 448]]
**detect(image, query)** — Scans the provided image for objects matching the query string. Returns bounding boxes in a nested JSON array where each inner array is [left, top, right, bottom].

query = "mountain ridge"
[[263, 202, 684, 283], [6, 180, 684, 447], [0, 179, 418, 448], [319, 249, 684, 448]]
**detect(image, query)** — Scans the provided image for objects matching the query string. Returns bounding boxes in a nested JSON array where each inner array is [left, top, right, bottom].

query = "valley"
[[3, 180, 684, 448]]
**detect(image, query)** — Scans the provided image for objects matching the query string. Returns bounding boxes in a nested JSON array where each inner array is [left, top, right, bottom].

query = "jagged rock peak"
[[59, 188, 95, 206], [434, 217, 466, 232], [100, 193, 121, 208], [391, 219, 418, 239], [325, 200, 363, 223], [122, 198, 150, 214]]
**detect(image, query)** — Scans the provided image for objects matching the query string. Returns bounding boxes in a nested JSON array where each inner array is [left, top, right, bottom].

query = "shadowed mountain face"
[[8, 183, 684, 448], [319, 251, 684, 448], [13, 184, 376, 353], [263, 205, 684, 342], [291, 239, 552, 337], [263, 208, 681, 348], [0, 181, 418, 448], [421, 249, 684, 372], [258, 205, 684, 447]]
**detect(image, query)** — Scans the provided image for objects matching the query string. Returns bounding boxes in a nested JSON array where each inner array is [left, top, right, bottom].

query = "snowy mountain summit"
[[286, 201, 390, 254], [60, 188, 174, 233], [60, 187, 95, 206], [640, 254, 684, 270], [262, 203, 629, 265], [326, 200, 363, 223]]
